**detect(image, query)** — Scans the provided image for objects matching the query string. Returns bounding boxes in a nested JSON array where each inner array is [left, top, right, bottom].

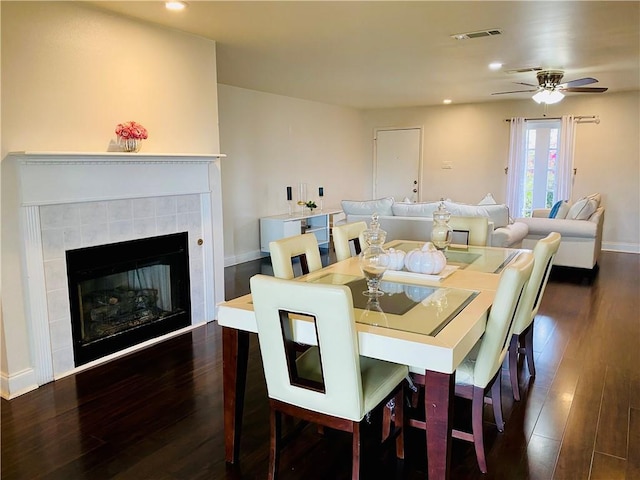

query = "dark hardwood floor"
[[2, 251, 638, 479]]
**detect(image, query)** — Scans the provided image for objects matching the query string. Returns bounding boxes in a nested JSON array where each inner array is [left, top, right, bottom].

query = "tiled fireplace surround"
[[6, 152, 225, 389]]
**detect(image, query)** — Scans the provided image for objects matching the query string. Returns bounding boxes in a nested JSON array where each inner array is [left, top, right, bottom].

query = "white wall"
[[0, 2, 220, 397], [218, 84, 370, 265], [1, 2, 220, 157], [218, 87, 638, 263], [361, 91, 640, 252]]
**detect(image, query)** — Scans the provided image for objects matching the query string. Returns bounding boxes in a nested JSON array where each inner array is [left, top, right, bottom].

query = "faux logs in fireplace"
[[66, 232, 191, 366]]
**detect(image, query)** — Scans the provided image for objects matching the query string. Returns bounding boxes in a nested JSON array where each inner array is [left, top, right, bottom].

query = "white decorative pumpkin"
[[404, 242, 447, 275], [380, 281, 404, 295], [404, 284, 431, 302], [383, 248, 406, 271]]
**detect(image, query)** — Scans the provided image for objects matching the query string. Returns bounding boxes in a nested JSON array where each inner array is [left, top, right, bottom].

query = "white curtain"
[[557, 115, 577, 201], [506, 117, 526, 218]]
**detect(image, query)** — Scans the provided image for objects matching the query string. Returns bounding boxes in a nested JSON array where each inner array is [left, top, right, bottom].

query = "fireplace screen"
[[67, 232, 191, 366]]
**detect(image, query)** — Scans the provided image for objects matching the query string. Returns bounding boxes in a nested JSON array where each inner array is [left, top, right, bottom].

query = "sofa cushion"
[[589, 207, 604, 225], [567, 196, 598, 220], [519, 217, 597, 239], [344, 213, 434, 243], [492, 222, 529, 248], [444, 201, 510, 228], [341, 197, 394, 216], [391, 202, 439, 217]]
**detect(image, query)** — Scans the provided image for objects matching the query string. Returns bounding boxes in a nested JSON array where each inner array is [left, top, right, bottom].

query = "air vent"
[[451, 29, 503, 40], [505, 67, 544, 74]]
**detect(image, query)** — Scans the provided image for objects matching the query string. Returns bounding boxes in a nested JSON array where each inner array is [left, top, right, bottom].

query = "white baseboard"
[[602, 242, 640, 254], [0, 367, 39, 400], [224, 250, 265, 267]]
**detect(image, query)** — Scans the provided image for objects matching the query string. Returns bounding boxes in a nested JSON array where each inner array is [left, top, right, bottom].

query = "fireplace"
[[3, 152, 225, 398], [67, 232, 191, 366]]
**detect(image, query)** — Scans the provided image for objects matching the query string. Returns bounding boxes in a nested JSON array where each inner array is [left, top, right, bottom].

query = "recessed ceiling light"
[[489, 62, 503, 70], [166, 1, 187, 11], [443, 99, 452, 105]]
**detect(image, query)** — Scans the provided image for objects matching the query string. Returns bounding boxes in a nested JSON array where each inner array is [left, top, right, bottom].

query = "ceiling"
[[87, 1, 640, 109]]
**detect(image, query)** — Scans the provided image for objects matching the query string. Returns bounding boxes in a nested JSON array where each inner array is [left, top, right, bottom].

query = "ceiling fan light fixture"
[[532, 90, 564, 104]]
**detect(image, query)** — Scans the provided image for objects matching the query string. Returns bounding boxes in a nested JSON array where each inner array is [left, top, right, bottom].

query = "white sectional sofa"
[[517, 194, 605, 270], [342, 197, 529, 248]]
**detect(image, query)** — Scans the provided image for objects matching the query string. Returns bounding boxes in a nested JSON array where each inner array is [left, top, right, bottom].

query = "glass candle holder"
[[431, 201, 453, 250]]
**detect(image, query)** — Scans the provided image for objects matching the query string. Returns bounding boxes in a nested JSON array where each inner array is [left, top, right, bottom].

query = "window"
[[522, 120, 560, 217], [506, 116, 576, 219]]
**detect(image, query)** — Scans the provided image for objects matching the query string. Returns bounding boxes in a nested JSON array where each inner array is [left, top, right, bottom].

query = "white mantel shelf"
[[14, 151, 226, 163], [11, 152, 226, 207]]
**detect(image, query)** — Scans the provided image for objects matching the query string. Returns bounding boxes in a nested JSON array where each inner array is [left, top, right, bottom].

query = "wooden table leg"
[[424, 370, 455, 480], [223, 326, 250, 464]]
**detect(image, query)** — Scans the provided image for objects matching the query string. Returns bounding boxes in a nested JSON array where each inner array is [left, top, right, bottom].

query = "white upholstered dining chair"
[[448, 215, 489, 246], [269, 233, 323, 279], [332, 221, 367, 262], [508, 232, 561, 401], [250, 274, 408, 479], [409, 251, 534, 473]]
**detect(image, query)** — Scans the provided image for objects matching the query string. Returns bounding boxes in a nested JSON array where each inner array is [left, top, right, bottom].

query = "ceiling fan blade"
[[561, 87, 608, 93], [513, 82, 539, 87], [491, 89, 539, 95], [558, 77, 598, 88]]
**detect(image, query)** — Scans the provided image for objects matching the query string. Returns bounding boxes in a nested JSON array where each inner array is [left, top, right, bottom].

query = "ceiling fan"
[[492, 70, 608, 104]]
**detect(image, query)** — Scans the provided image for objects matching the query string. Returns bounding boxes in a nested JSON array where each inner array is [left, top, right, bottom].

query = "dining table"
[[217, 241, 525, 479]]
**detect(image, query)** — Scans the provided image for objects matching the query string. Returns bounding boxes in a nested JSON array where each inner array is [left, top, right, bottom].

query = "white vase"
[[119, 137, 141, 153]]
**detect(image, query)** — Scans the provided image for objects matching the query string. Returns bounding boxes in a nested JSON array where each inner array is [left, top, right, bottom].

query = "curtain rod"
[[505, 115, 600, 124]]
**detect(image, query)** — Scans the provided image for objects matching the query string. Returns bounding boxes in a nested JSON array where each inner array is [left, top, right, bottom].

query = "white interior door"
[[374, 127, 422, 201]]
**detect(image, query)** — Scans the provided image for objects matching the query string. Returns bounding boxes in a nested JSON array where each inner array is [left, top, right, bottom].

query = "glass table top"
[[387, 241, 520, 274], [307, 272, 478, 337]]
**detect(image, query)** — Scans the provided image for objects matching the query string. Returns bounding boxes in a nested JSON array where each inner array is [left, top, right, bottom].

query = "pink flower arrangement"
[[115, 121, 148, 140]]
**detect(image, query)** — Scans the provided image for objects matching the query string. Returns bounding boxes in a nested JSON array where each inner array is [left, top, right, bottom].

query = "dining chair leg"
[[269, 408, 281, 480], [523, 322, 536, 377], [509, 335, 521, 401], [471, 386, 488, 474], [352, 422, 361, 480], [490, 379, 504, 432], [394, 388, 405, 459], [382, 404, 391, 442]]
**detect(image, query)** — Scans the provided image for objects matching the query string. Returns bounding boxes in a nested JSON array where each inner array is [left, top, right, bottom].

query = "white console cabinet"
[[260, 209, 342, 253]]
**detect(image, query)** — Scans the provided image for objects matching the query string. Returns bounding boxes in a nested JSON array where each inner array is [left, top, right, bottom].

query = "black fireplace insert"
[[66, 232, 191, 366]]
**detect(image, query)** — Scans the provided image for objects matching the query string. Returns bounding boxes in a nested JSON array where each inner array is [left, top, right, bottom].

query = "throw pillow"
[[341, 197, 394, 216], [478, 193, 497, 205], [549, 200, 566, 218], [587, 192, 602, 208], [482, 204, 510, 228], [556, 201, 571, 219], [566, 197, 598, 220]]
